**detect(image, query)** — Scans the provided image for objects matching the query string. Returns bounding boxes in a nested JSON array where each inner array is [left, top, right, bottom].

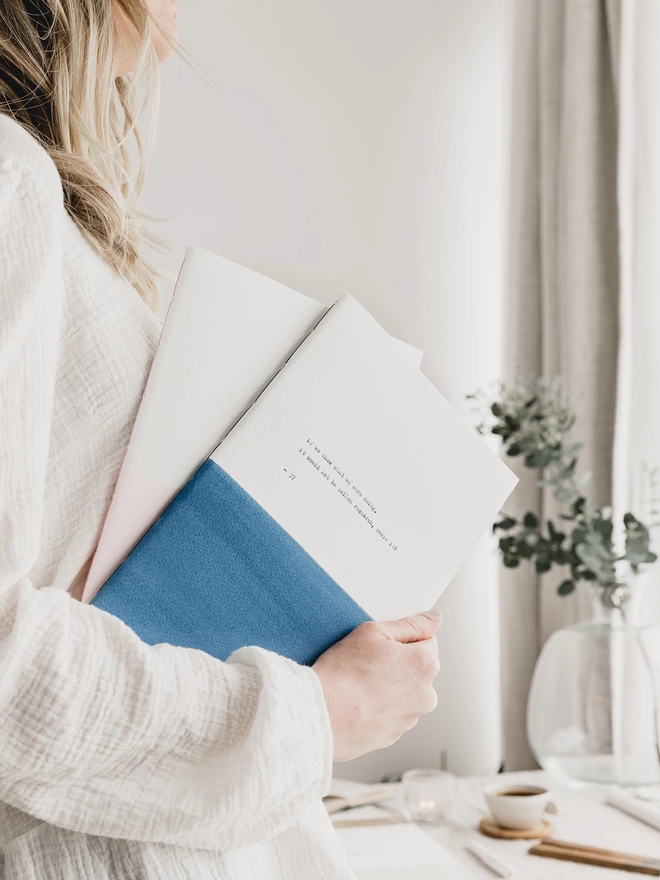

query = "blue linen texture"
[[92, 460, 370, 666]]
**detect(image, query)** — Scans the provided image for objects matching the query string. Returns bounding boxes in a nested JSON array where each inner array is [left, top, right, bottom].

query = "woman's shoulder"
[[0, 112, 63, 209]]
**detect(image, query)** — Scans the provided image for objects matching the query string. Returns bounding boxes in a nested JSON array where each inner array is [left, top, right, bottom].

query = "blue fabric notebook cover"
[[91, 459, 371, 666]]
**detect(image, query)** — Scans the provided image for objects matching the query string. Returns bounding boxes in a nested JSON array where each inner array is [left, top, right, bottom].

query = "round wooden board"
[[479, 816, 554, 840]]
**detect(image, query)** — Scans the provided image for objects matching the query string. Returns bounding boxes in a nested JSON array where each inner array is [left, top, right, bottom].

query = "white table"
[[389, 771, 660, 878]]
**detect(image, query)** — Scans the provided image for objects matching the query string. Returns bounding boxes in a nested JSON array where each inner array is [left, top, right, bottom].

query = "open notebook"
[[330, 779, 474, 878], [338, 824, 474, 879], [91, 289, 516, 665]]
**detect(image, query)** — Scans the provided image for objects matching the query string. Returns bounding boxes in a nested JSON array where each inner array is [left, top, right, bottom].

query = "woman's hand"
[[312, 611, 442, 761]]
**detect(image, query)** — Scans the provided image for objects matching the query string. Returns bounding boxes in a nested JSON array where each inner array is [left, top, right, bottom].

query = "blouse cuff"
[[227, 645, 334, 801]]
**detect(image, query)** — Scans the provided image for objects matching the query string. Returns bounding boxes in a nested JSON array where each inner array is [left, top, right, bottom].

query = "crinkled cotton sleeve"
[[0, 151, 333, 850]]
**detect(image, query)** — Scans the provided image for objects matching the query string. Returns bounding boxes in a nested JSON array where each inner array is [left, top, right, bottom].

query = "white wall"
[[143, 0, 513, 779]]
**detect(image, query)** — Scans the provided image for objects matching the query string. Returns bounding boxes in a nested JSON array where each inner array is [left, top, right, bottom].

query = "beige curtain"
[[503, 0, 623, 770]]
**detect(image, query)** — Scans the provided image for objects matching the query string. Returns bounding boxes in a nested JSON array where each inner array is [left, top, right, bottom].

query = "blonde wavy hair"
[[0, 0, 162, 311]]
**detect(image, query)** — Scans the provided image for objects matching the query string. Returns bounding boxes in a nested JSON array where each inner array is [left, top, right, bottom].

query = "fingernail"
[[422, 609, 442, 621]]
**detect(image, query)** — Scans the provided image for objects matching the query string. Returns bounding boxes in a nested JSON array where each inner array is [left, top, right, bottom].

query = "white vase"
[[527, 577, 660, 786]]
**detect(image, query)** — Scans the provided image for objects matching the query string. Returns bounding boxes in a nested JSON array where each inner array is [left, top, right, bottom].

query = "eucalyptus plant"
[[468, 376, 658, 605]]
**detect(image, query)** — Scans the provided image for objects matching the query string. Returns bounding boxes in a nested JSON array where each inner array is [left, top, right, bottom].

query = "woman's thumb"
[[380, 610, 442, 644]]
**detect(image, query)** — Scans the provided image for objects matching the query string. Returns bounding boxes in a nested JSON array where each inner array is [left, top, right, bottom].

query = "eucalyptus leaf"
[[592, 518, 614, 545], [573, 497, 587, 515], [576, 536, 615, 581], [577, 470, 593, 488], [571, 527, 587, 544], [624, 517, 651, 569], [525, 448, 554, 469]]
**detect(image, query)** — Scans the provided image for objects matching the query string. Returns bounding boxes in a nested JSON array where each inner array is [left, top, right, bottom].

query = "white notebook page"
[[211, 293, 517, 620]]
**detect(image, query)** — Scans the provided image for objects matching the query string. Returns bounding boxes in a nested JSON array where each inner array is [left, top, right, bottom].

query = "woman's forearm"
[[0, 575, 333, 849]]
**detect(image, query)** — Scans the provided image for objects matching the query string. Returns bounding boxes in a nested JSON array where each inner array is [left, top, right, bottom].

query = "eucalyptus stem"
[[469, 376, 658, 596]]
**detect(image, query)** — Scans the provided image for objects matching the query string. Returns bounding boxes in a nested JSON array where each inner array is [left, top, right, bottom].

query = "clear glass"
[[401, 769, 457, 825], [527, 580, 660, 786]]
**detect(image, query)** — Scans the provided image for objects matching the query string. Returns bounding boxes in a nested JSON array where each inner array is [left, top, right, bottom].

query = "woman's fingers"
[[377, 610, 442, 644], [312, 611, 443, 761]]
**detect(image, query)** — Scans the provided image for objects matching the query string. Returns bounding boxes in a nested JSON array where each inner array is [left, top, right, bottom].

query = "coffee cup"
[[484, 783, 554, 830]]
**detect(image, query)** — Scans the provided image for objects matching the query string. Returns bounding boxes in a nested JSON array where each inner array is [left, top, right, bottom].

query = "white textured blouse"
[[0, 113, 354, 880]]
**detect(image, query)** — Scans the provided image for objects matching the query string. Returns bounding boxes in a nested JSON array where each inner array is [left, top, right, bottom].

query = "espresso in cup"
[[484, 784, 553, 830]]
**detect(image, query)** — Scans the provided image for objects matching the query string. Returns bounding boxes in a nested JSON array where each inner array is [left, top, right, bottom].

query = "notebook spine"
[[216, 302, 337, 447]]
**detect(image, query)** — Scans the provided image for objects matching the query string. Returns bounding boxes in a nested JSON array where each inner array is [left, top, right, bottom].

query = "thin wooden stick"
[[530, 842, 660, 876], [331, 816, 395, 828], [541, 838, 660, 868]]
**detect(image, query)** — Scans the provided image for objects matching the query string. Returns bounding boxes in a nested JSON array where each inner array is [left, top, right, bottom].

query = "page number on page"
[[283, 469, 296, 481]]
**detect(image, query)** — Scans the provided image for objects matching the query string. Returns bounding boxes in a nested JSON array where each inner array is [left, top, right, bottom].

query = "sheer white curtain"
[[613, 0, 660, 626], [504, 0, 660, 770]]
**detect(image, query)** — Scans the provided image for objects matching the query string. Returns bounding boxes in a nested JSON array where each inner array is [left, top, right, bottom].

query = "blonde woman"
[[0, 1, 442, 877]]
